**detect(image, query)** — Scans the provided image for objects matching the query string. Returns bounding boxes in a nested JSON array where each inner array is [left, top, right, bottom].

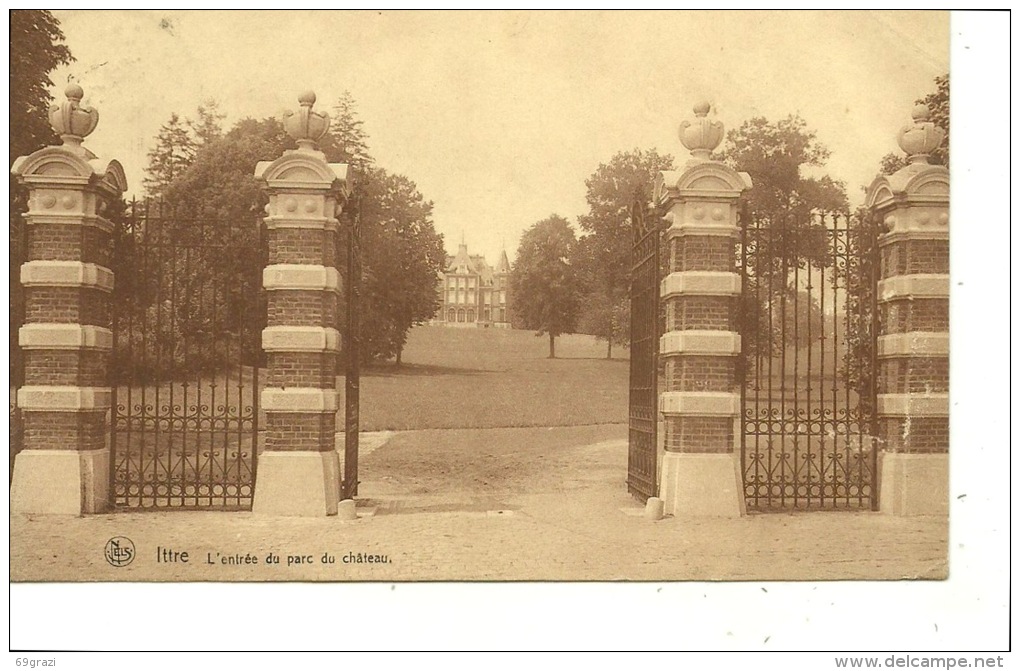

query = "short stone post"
[[866, 104, 949, 515], [253, 91, 350, 516], [10, 84, 127, 514], [653, 102, 751, 517]]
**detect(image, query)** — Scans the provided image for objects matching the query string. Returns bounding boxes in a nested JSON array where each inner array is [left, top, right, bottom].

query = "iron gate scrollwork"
[[627, 198, 660, 501], [110, 199, 264, 510], [739, 207, 879, 511]]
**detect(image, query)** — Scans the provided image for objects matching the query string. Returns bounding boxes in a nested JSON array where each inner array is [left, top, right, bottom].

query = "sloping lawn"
[[348, 326, 629, 431]]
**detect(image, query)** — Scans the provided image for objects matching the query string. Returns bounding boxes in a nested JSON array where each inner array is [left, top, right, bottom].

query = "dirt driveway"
[[10, 423, 947, 583]]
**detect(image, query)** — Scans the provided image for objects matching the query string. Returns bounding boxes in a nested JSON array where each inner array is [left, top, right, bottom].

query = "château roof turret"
[[495, 249, 511, 274]]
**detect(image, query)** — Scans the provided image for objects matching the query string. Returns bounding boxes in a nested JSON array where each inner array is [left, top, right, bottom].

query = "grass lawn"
[[350, 325, 630, 431]]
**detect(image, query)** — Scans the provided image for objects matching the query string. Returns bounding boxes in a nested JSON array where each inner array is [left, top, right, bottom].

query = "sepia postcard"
[[7, 8, 1010, 655]]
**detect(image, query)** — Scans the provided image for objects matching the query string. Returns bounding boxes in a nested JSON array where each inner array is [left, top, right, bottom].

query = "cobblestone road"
[[10, 424, 948, 582]]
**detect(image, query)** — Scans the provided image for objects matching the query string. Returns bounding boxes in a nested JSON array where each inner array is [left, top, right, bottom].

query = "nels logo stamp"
[[104, 537, 135, 567]]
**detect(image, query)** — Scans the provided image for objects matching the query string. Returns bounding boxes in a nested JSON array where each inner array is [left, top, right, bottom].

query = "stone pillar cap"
[[679, 101, 724, 161], [48, 83, 99, 154], [896, 103, 945, 165], [283, 90, 331, 152]]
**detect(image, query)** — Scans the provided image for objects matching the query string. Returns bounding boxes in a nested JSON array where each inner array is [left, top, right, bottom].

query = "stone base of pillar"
[[10, 449, 109, 515], [879, 452, 948, 516], [253, 451, 340, 516], [659, 451, 746, 517]]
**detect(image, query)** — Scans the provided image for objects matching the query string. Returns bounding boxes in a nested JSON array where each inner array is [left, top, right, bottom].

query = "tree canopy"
[[143, 100, 228, 197], [714, 115, 848, 361], [9, 10, 73, 165], [574, 149, 673, 358], [143, 113, 199, 198], [716, 114, 847, 276], [125, 91, 445, 372], [354, 167, 445, 363], [189, 99, 226, 147], [319, 91, 374, 175], [511, 215, 580, 358], [323, 92, 443, 364], [717, 114, 848, 222]]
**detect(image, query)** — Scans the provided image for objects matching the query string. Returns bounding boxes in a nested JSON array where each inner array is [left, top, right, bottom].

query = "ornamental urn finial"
[[283, 90, 330, 152], [48, 83, 99, 152], [896, 103, 945, 165], [679, 101, 724, 160]]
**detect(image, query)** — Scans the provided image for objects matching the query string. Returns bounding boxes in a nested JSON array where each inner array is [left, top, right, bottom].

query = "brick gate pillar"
[[866, 104, 949, 515], [10, 84, 127, 514], [653, 103, 751, 517], [253, 91, 350, 516]]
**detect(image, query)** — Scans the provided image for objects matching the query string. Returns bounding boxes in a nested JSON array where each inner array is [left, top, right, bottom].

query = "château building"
[[434, 242, 512, 328]]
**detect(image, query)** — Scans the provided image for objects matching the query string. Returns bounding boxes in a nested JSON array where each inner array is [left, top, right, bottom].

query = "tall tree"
[[321, 92, 444, 364], [111, 117, 293, 379], [575, 149, 674, 358], [511, 215, 580, 359], [188, 99, 226, 147], [575, 287, 630, 358], [319, 90, 374, 175], [717, 115, 847, 225], [143, 113, 198, 197], [716, 115, 848, 357], [354, 168, 445, 364], [124, 93, 444, 371], [9, 10, 73, 165], [880, 74, 949, 174]]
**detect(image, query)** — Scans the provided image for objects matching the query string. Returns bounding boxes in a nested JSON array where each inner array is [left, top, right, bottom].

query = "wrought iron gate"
[[110, 199, 264, 510], [627, 199, 660, 501], [739, 208, 879, 511]]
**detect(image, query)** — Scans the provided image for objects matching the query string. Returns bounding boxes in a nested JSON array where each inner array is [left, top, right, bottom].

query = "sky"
[[48, 10, 948, 265]]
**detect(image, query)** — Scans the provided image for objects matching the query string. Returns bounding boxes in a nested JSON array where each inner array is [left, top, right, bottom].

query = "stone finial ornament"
[[678, 101, 724, 160], [283, 90, 331, 151], [48, 84, 99, 151], [896, 103, 945, 165]]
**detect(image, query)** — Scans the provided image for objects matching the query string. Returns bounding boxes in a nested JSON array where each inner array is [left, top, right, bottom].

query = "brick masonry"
[[266, 352, 337, 389], [670, 235, 735, 273], [880, 239, 949, 278], [874, 196, 949, 464], [878, 416, 950, 453], [879, 357, 949, 394], [661, 229, 740, 455], [27, 224, 111, 267], [16, 218, 116, 462], [664, 356, 737, 393], [22, 410, 107, 451], [24, 350, 108, 387], [267, 228, 338, 267], [880, 298, 949, 334], [264, 412, 336, 452], [261, 176, 344, 459], [664, 416, 733, 453], [266, 290, 339, 328], [25, 287, 111, 327], [665, 295, 734, 332]]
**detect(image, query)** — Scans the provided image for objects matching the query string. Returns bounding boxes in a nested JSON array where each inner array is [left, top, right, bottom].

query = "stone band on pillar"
[[252, 91, 350, 517], [866, 103, 949, 516], [652, 102, 752, 517], [10, 84, 127, 515]]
